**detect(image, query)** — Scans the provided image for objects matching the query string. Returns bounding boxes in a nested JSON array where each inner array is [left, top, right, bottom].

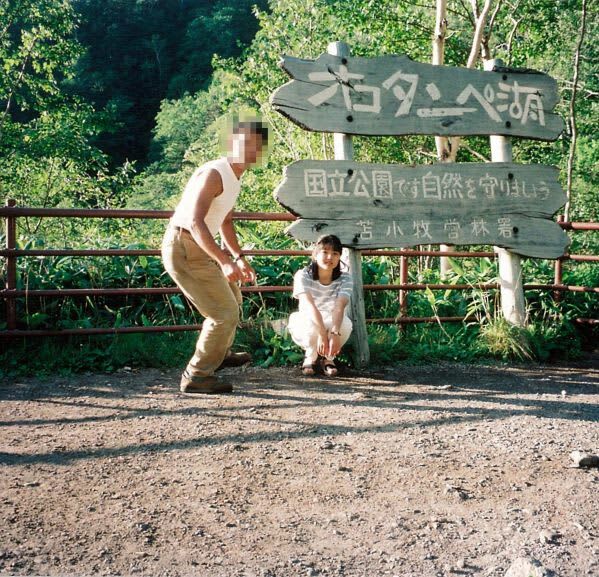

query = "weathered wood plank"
[[275, 161, 566, 219], [270, 53, 564, 141], [287, 213, 570, 259]]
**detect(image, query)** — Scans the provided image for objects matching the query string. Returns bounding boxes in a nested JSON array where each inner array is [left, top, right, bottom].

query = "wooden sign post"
[[270, 44, 567, 364], [276, 161, 568, 258], [328, 41, 370, 368], [272, 53, 564, 140], [485, 59, 526, 326]]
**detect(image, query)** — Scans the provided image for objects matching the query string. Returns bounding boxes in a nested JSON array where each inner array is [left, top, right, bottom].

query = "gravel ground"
[[1, 358, 598, 577]]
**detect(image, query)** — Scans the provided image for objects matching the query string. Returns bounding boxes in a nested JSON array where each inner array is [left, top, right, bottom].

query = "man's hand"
[[221, 261, 243, 283], [237, 258, 256, 284]]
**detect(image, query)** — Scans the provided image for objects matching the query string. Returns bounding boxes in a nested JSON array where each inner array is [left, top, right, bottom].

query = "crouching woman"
[[288, 235, 353, 377]]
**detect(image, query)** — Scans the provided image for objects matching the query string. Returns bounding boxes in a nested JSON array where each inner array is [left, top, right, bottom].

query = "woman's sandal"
[[301, 361, 316, 376], [320, 358, 338, 377]]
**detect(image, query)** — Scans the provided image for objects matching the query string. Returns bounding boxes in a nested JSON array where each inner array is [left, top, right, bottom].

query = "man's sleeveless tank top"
[[170, 157, 241, 237]]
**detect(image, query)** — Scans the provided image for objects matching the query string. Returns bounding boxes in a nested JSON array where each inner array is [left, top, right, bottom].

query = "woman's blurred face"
[[314, 244, 341, 272]]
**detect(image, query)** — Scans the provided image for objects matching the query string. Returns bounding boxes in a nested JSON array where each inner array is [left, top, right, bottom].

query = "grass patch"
[[1, 315, 591, 379], [1, 332, 197, 378], [238, 316, 587, 369]]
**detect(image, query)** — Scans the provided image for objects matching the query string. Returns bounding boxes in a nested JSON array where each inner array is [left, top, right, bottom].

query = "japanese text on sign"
[[307, 63, 545, 126], [353, 216, 516, 242], [303, 168, 551, 201]]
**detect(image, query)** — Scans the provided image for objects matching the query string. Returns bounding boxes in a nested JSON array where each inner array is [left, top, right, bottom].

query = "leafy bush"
[[2, 227, 595, 377]]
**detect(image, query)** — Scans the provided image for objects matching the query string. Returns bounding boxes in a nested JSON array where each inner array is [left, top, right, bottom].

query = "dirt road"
[[1, 360, 598, 576]]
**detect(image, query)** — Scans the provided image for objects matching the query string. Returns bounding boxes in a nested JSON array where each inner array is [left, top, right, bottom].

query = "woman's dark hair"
[[308, 234, 343, 281]]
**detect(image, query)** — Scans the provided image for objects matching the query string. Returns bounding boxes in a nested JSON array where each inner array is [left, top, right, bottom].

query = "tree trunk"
[[433, 0, 453, 279], [565, 0, 588, 222]]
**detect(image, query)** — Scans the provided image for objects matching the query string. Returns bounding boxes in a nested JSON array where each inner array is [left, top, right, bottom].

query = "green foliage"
[[8, 249, 189, 332], [2, 223, 595, 375], [69, 0, 269, 164], [0, 104, 135, 214], [128, 172, 184, 210], [0, 0, 81, 127], [479, 318, 534, 361], [526, 313, 583, 362], [0, 0, 136, 215], [146, 70, 241, 172], [477, 308, 583, 364], [0, 332, 198, 377], [2, 0, 598, 375], [237, 325, 304, 368]]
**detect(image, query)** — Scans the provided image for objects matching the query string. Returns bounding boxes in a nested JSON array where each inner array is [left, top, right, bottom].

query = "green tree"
[[70, 0, 268, 165], [0, 0, 81, 139], [0, 0, 134, 220]]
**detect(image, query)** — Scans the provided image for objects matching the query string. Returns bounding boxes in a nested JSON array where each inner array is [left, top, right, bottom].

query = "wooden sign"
[[276, 160, 569, 259], [271, 53, 564, 141]]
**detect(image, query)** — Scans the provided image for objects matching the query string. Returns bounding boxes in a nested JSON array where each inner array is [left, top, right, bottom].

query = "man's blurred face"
[[228, 129, 264, 166]]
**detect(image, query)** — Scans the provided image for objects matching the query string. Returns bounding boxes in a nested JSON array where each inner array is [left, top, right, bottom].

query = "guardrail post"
[[553, 215, 564, 302], [485, 59, 527, 327], [328, 40, 370, 367], [4, 198, 17, 330], [398, 254, 409, 328]]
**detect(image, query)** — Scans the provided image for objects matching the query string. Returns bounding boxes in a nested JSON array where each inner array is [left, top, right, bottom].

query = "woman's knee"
[[340, 316, 353, 344], [288, 312, 317, 346]]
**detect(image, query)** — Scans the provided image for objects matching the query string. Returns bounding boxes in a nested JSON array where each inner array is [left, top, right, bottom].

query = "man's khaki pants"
[[162, 225, 242, 377]]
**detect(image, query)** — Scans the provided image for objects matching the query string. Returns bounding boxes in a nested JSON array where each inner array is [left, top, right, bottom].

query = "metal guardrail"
[[1, 200, 597, 338]]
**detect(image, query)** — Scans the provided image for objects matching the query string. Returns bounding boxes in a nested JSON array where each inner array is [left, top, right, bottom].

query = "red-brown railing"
[[1, 199, 598, 337]]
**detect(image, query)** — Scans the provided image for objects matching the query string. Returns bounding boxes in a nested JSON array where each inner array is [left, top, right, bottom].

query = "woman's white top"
[[293, 268, 353, 314]]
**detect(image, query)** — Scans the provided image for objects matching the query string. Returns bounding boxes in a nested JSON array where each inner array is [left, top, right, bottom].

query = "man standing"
[[162, 120, 268, 393]]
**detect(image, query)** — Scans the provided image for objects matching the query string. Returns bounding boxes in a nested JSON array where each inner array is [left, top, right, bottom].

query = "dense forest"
[[2, 1, 596, 215], [71, 0, 269, 164], [1, 0, 596, 209], [1, 0, 597, 372], [0, 0, 268, 209]]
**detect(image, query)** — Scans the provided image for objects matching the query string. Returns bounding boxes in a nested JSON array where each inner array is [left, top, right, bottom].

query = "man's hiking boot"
[[217, 351, 252, 370], [180, 371, 233, 394]]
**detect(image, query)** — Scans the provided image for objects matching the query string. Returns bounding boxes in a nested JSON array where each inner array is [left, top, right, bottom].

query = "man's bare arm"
[[221, 211, 255, 283], [189, 169, 241, 282], [220, 210, 243, 259]]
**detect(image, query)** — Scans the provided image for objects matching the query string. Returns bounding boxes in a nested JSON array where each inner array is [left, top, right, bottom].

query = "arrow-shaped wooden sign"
[[271, 53, 564, 141], [275, 160, 569, 259]]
